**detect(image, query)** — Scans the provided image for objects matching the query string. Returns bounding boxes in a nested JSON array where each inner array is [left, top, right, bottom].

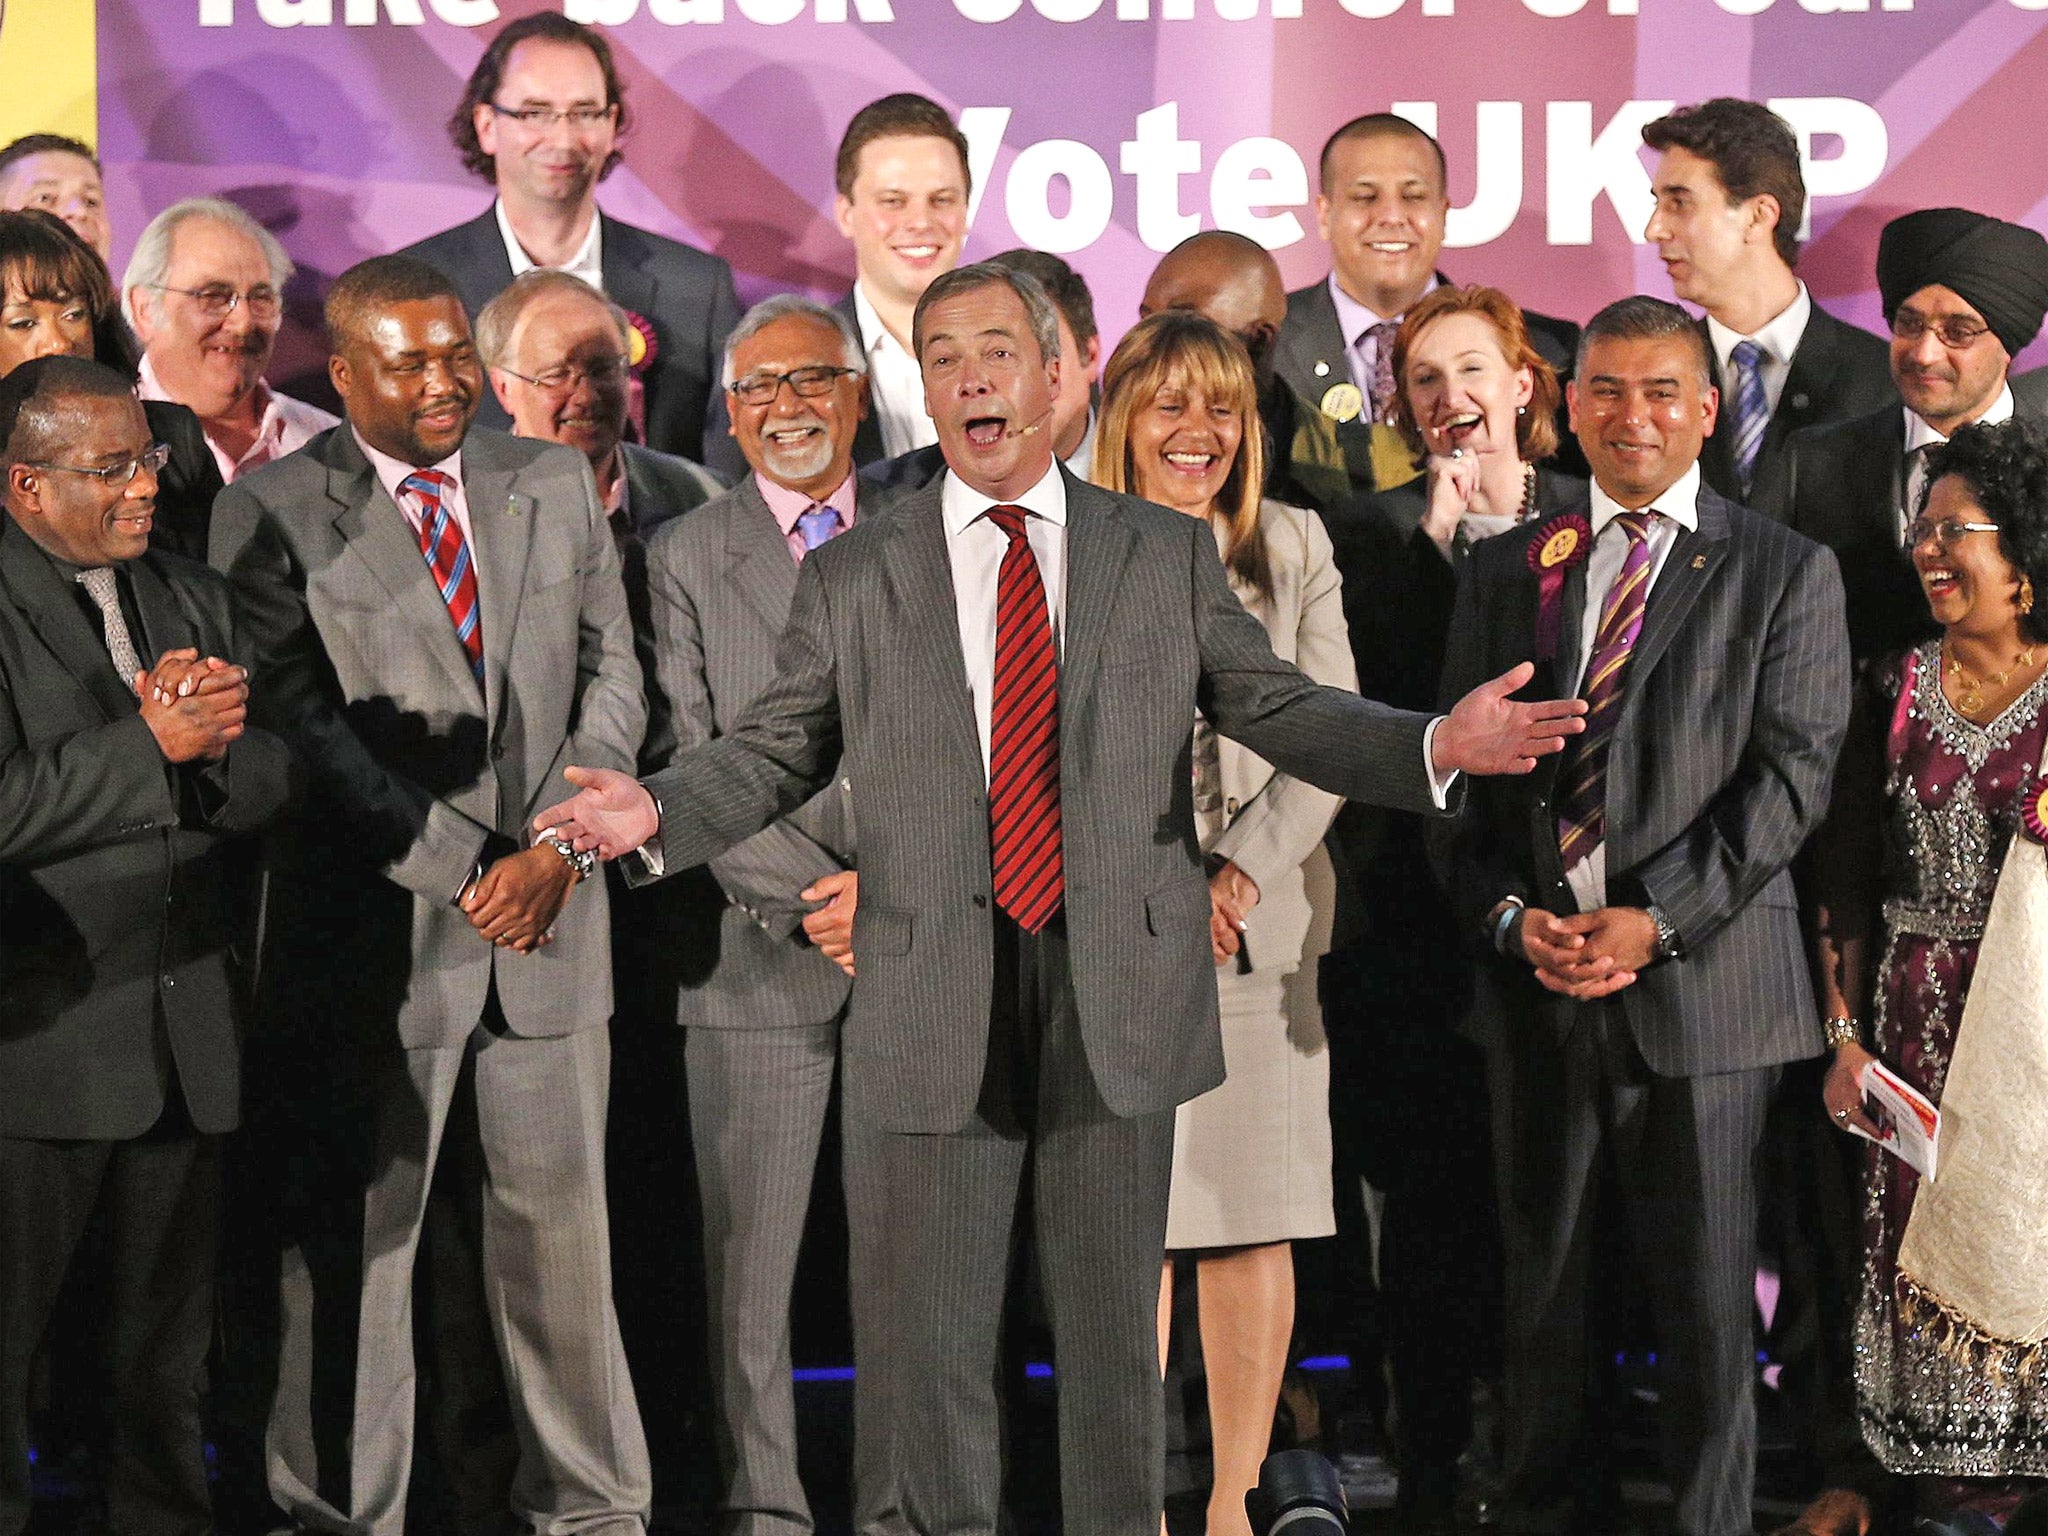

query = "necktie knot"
[[986, 503, 1030, 543], [401, 468, 454, 507], [796, 504, 840, 552], [1731, 338, 1764, 371], [1613, 509, 1657, 545], [77, 566, 118, 606]]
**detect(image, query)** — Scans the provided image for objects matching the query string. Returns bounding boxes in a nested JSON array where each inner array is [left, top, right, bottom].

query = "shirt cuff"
[[1422, 716, 1460, 809], [636, 844, 665, 879]]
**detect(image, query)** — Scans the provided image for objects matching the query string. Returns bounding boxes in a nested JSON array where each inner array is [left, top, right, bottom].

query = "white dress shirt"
[[1901, 383, 2015, 540], [1564, 462, 1702, 913], [354, 429, 475, 551], [137, 356, 338, 484], [495, 198, 604, 292], [1705, 282, 1811, 418], [940, 464, 1070, 783], [854, 282, 938, 458]]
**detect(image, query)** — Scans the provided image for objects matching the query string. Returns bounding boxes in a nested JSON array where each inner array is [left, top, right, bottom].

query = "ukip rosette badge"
[[2022, 778, 2048, 844], [624, 310, 660, 374], [1526, 512, 1593, 661]]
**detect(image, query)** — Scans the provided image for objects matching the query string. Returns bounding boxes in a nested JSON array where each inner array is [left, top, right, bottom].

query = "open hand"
[[1433, 662, 1587, 778], [533, 766, 659, 860], [800, 870, 858, 977]]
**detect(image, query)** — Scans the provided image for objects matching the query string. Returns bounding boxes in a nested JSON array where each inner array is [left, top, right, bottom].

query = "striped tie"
[[1729, 339, 1769, 498], [986, 503, 1062, 932], [401, 469, 483, 685], [1555, 511, 1656, 870]]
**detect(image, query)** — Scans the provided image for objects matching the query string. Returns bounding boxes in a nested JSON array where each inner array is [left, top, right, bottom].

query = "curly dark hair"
[[1641, 99, 1805, 268], [447, 13, 627, 185], [1922, 417, 2048, 644]]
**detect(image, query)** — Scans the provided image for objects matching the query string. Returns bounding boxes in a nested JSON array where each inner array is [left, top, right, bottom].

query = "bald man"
[[1141, 231, 1333, 513]]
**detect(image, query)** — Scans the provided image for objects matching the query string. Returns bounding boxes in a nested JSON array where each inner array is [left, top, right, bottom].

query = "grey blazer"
[[1437, 480, 1851, 1076], [644, 474, 884, 1031], [641, 470, 1445, 1134], [211, 425, 646, 1050]]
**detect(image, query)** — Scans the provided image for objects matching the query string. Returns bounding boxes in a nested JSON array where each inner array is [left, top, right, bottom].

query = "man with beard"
[[126, 198, 338, 486], [210, 254, 649, 1536]]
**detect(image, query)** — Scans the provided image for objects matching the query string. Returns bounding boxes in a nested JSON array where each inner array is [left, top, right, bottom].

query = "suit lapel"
[[462, 445, 534, 724], [601, 216, 659, 333], [877, 493, 980, 773], [1628, 493, 1731, 691], [725, 477, 800, 638], [1765, 310, 1839, 457], [0, 523, 142, 720], [1059, 476, 1136, 720], [324, 435, 481, 701], [126, 555, 195, 666]]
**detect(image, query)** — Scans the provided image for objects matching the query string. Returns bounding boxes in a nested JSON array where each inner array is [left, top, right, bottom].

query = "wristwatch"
[[540, 832, 599, 884], [1647, 903, 1683, 962]]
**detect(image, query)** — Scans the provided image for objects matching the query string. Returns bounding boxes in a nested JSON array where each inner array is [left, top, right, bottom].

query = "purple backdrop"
[[98, 0, 2048, 401]]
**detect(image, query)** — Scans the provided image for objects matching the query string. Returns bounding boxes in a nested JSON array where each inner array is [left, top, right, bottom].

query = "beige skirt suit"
[[1165, 500, 1355, 1250]]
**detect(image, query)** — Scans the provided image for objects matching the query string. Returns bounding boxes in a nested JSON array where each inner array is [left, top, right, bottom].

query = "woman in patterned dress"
[[1811, 419, 2048, 1534]]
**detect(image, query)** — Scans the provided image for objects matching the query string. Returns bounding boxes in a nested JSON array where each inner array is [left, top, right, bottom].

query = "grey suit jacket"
[[1707, 304, 1895, 518], [640, 470, 1444, 1134], [645, 474, 885, 1031], [211, 426, 645, 1050], [1438, 481, 1851, 1077], [0, 524, 291, 1139], [403, 208, 745, 476]]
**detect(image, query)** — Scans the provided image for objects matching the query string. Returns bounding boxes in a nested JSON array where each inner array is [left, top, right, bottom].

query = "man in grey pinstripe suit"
[[645, 294, 898, 1536], [1438, 297, 1851, 1536], [540, 264, 1585, 1536]]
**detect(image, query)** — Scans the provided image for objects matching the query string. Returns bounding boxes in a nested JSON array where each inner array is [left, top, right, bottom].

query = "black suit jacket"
[[1778, 406, 1925, 666], [859, 441, 946, 493], [834, 290, 891, 469], [403, 208, 745, 475], [0, 520, 290, 1139], [1702, 304, 1894, 518], [143, 397, 227, 566], [1437, 480, 1850, 1076]]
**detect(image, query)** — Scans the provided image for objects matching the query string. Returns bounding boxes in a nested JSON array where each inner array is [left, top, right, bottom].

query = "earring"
[[1516, 404, 1527, 416], [2021, 574, 2035, 616]]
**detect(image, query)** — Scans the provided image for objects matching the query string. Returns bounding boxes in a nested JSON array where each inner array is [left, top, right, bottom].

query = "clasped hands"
[[461, 842, 583, 955], [1516, 904, 1657, 998], [136, 647, 247, 763]]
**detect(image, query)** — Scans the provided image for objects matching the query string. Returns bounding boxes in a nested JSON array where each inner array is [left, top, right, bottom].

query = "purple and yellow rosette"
[[624, 309, 659, 375], [1526, 512, 1592, 661], [2022, 779, 2048, 844]]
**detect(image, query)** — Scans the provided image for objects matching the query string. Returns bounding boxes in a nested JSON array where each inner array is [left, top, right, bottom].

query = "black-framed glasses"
[[485, 101, 617, 131], [497, 356, 629, 393], [1891, 312, 1993, 349], [1905, 515, 2001, 549], [147, 283, 283, 321], [27, 442, 171, 487], [727, 366, 858, 407]]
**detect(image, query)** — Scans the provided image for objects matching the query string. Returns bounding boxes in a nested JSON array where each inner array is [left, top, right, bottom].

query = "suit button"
[[973, 894, 988, 909], [161, 974, 175, 990]]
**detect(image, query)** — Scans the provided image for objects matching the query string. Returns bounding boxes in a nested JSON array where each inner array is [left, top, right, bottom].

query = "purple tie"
[[796, 504, 840, 553], [1365, 320, 1401, 424], [1555, 511, 1657, 869]]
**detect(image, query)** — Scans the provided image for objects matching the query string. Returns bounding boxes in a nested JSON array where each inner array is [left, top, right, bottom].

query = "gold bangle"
[[1822, 1015, 1862, 1051]]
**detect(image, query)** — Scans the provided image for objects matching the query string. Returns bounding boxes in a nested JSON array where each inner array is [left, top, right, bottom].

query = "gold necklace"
[[1944, 640, 2039, 716]]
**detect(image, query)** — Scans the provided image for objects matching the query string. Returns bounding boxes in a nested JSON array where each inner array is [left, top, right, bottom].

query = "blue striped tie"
[[1729, 339, 1769, 499]]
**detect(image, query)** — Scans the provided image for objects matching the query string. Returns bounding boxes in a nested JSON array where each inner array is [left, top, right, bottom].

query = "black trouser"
[[1, 1099, 222, 1536]]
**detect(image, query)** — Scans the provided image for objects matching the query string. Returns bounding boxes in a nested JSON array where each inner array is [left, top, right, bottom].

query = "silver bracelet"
[[540, 832, 598, 883]]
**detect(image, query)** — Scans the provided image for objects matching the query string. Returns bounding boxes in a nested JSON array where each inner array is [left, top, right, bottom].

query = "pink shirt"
[[353, 429, 475, 553], [753, 470, 858, 564], [137, 355, 338, 483]]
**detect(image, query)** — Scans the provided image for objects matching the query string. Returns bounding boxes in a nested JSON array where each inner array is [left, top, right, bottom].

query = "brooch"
[[2023, 779, 2048, 844], [1526, 512, 1592, 662]]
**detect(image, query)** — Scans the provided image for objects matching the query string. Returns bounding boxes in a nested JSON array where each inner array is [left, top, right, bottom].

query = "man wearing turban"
[[1774, 207, 2048, 664]]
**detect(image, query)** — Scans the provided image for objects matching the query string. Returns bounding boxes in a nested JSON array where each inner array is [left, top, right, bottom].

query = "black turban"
[[1877, 207, 2048, 356]]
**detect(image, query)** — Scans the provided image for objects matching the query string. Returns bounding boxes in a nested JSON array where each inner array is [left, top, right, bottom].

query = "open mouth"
[[113, 510, 153, 535], [1442, 411, 1484, 443], [1920, 566, 1960, 599], [894, 244, 941, 263], [964, 416, 1007, 448], [765, 424, 823, 447]]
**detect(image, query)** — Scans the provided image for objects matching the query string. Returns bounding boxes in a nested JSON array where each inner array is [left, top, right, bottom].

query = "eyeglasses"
[[727, 366, 858, 407], [1905, 515, 2001, 549], [147, 283, 283, 321], [26, 442, 171, 487], [1891, 312, 1993, 349], [497, 357, 629, 393], [485, 102, 617, 132]]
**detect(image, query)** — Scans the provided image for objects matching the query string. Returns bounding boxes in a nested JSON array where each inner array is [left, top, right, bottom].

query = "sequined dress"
[[1853, 643, 2048, 1474]]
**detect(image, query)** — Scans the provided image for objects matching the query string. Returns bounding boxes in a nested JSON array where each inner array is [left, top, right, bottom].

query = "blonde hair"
[[1093, 310, 1269, 596]]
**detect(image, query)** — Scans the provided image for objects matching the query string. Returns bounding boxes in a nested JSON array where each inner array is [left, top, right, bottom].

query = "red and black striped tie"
[[986, 503, 1062, 932]]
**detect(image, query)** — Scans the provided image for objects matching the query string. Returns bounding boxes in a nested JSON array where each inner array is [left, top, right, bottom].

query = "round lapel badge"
[[1537, 522, 1582, 570], [1319, 382, 1363, 424], [2023, 779, 2048, 844]]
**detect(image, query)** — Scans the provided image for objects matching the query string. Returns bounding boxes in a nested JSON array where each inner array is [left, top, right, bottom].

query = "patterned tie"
[[985, 503, 1063, 932], [796, 504, 841, 553], [401, 469, 483, 685], [1555, 511, 1658, 869], [1728, 339, 1769, 498], [77, 566, 143, 686], [1366, 320, 1401, 424]]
